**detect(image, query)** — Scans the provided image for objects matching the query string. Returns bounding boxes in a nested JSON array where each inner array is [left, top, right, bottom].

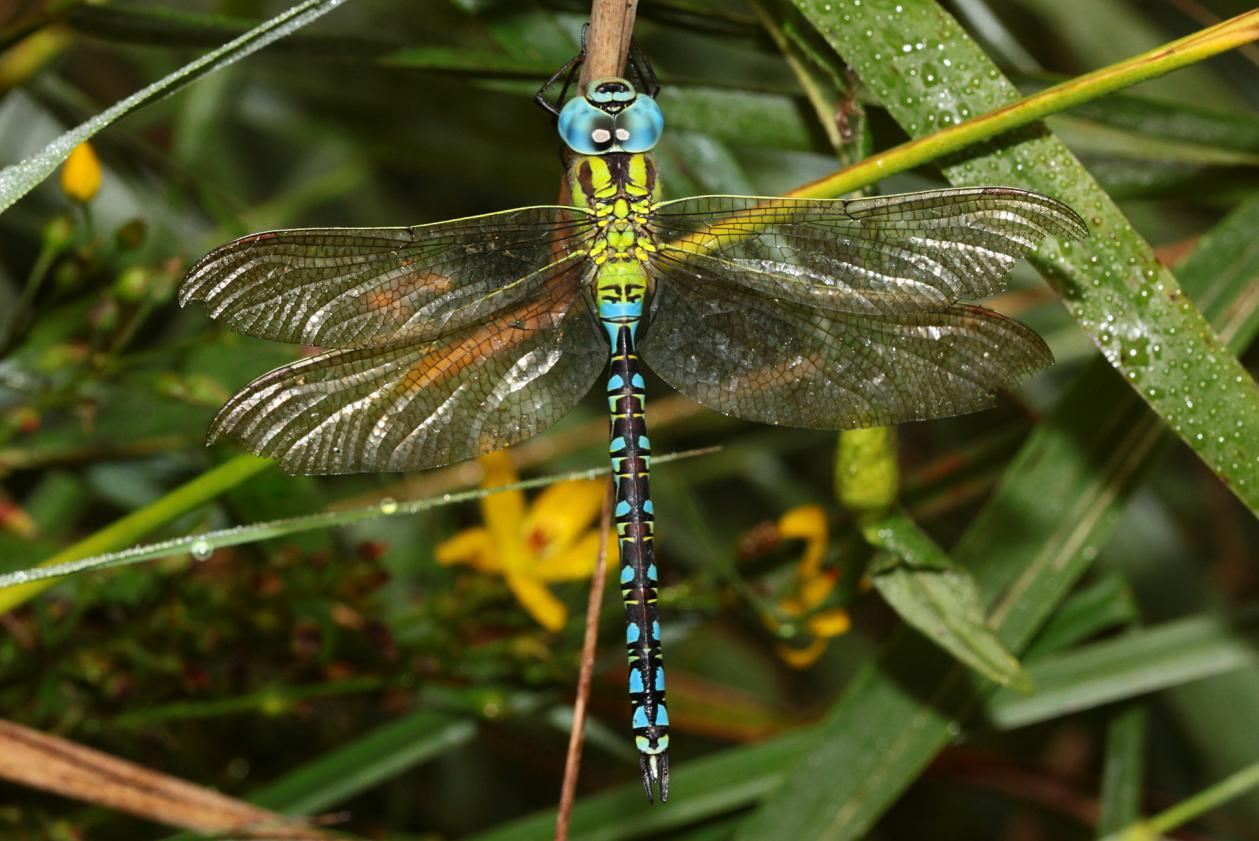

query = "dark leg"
[[627, 39, 660, 98], [534, 24, 589, 118]]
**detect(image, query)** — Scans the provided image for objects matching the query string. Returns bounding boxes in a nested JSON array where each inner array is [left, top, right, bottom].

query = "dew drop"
[[191, 539, 213, 561]]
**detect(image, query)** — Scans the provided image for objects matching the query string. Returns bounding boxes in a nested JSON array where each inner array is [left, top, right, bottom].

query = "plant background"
[[0, 0, 1258, 839]]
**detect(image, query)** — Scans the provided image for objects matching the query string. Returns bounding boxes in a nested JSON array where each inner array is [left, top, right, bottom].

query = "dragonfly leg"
[[535, 26, 588, 119], [606, 320, 670, 803], [627, 39, 661, 98]]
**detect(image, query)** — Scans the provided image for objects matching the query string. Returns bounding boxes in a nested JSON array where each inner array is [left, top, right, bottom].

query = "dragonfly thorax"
[[571, 152, 659, 262], [566, 152, 660, 342]]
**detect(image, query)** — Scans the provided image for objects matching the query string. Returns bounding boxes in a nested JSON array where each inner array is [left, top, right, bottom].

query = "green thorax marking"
[[568, 153, 660, 316]]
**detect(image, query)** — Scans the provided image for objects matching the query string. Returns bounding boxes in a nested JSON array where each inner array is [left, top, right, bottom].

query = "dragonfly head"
[[558, 77, 663, 155]]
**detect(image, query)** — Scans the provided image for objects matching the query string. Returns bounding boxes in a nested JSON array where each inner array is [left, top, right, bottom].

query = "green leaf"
[[986, 607, 1259, 731], [0, 0, 350, 215], [0, 454, 273, 613], [787, 3, 1259, 515], [1098, 705, 1148, 838], [866, 510, 1031, 691], [0, 448, 712, 595], [159, 710, 476, 841], [662, 87, 819, 152], [379, 45, 550, 75], [1011, 0, 1242, 108], [250, 710, 477, 815], [734, 160, 1259, 841], [1024, 573, 1142, 658], [470, 730, 815, 841], [472, 604, 1259, 840]]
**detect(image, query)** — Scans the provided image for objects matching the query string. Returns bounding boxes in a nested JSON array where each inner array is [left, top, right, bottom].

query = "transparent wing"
[[181, 206, 595, 348], [207, 269, 606, 474], [639, 276, 1051, 430], [648, 188, 1086, 315]]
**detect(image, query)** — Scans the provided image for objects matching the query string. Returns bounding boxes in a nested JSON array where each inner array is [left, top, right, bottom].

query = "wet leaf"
[[735, 170, 1259, 841], [788, 2, 1259, 516]]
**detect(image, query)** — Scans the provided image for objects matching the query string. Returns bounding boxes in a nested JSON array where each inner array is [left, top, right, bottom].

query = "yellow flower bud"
[[60, 142, 101, 203]]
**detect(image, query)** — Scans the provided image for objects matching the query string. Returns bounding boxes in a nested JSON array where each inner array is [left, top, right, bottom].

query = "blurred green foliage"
[[0, 1, 1257, 839]]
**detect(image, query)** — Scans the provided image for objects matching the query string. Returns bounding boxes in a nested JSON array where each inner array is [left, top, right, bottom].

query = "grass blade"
[[1097, 704, 1148, 838], [734, 167, 1259, 841], [1106, 759, 1259, 841], [468, 604, 1259, 839], [250, 711, 477, 816], [986, 607, 1259, 731], [0, 0, 350, 215], [0, 454, 272, 612], [0, 449, 711, 596], [471, 731, 814, 841], [786, 4, 1259, 514]]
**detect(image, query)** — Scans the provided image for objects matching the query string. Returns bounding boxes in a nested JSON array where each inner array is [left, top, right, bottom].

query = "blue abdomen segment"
[[605, 319, 669, 803], [599, 300, 643, 344]]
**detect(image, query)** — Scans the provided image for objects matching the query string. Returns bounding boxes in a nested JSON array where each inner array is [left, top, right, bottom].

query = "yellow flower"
[[768, 505, 851, 669], [60, 142, 101, 203], [436, 452, 616, 632]]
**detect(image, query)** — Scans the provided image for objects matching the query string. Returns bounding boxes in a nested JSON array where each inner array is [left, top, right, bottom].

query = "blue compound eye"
[[558, 97, 616, 155], [614, 95, 664, 153]]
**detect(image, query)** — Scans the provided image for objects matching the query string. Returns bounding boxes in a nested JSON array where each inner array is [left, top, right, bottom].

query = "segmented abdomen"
[[606, 322, 670, 801]]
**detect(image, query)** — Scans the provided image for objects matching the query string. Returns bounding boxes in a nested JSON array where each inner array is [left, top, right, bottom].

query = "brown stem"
[[555, 5, 637, 833], [579, 0, 639, 85], [0, 719, 331, 839], [556, 481, 614, 841]]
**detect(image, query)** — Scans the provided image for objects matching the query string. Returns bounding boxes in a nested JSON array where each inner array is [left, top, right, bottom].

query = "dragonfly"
[[180, 43, 1086, 802]]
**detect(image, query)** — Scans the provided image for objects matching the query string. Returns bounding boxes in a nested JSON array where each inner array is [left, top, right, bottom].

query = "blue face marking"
[[588, 78, 637, 104], [557, 79, 664, 155]]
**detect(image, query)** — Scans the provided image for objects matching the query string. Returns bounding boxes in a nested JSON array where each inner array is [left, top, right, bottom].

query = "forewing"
[[207, 271, 606, 474], [181, 206, 595, 348], [648, 188, 1086, 315], [639, 277, 1051, 430]]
